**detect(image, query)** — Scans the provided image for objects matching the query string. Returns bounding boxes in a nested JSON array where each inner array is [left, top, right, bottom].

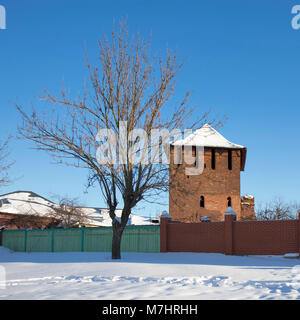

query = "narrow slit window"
[[228, 150, 232, 170], [211, 149, 216, 170], [227, 197, 232, 207], [200, 196, 205, 208], [194, 148, 197, 167]]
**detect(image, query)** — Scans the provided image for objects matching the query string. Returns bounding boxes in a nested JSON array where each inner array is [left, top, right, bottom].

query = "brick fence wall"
[[160, 212, 300, 255]]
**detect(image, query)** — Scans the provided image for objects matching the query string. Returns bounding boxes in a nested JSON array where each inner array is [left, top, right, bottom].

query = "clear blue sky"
[[0, 0, 300, 216]]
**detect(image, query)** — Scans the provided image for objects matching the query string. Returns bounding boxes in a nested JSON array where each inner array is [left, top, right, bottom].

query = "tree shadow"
[[0, 250, 299, 270]]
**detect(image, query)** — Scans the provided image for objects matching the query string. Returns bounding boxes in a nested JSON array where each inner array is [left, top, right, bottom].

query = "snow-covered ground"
[[0, 246, 300, 300]]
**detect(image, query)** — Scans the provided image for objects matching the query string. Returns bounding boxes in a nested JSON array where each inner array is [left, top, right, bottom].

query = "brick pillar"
[[160, 216, 170, 252], [224, 207, 237, 255]]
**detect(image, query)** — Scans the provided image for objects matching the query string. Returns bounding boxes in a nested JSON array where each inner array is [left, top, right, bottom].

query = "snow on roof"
[[172, 124, 245, 149], [0, 191, 55, 216], [242, 194, 254, 200], [0, 191, 156, 227]]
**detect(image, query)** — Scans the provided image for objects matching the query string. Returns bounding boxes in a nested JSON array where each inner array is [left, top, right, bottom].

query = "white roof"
[[0, 191, 157, 227], [172, 124, 245, 149]]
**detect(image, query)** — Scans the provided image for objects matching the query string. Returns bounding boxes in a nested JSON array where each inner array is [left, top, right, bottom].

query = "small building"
[[169, 124, 255, 222]]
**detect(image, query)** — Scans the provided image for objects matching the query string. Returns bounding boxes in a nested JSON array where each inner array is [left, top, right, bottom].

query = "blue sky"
[[0, 0, 300, 216]]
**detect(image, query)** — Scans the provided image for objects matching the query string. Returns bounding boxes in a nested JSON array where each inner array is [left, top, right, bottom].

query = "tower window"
[[194, 148, 197, 167], [228, 150, 232, 170], [200, 196, 205, 208], [227, 197, 232, 207], [211, 149, 216, 170]]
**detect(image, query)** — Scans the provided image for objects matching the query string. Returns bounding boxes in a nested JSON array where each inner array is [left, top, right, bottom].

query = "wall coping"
[[224, 206, 237, 216]]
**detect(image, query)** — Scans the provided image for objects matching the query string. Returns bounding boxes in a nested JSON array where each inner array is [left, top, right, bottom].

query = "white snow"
[[243, 194, 254, 200], [0, 247, 300, 300], [224, 206, 237, 215], [284, 253, 299, 259], [0, 191, 55, 216], [0, 191, 156, 227], [172, 124, 245, 149], [158, 210, 171, 218]]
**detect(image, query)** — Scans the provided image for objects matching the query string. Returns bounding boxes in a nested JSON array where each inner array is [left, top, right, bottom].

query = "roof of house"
[[0, 191, 158, 227]]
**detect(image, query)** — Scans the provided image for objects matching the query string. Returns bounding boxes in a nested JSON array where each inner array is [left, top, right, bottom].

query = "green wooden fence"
[[2, 225, 160, 253]]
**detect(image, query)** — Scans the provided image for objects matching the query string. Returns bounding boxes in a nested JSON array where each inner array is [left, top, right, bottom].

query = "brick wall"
[[164, 221, 225, 253], [233, 220, 299, 255], [169, 146, 255, 222], [0, 212, 58, 229], [240, 195, 255, 220], [160, 212, 300, 255]]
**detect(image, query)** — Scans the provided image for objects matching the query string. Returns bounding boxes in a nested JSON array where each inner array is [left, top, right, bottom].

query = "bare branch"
[[16, 21, 219, 258]]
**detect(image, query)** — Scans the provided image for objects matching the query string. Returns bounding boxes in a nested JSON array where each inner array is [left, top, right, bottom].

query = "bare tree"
[[16, 22, 213, 258], [0, 137, 14, 188], [48, 195, 89, 228], [256, 198, 299, 221]]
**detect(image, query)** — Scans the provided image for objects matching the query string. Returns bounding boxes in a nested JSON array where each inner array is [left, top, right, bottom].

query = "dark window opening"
[[192, 147, 196, 157], [227, 197, 232, 207], [173, 146, 182, 167], [211, 149, 216, 170], [228, 150, 232, 170], [200, 196, 205, 208], [194, 148, 197, 167]]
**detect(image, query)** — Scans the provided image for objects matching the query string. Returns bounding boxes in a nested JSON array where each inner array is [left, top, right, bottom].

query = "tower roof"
[[172, 124, 245, 149], [172, 124, 247, 171]]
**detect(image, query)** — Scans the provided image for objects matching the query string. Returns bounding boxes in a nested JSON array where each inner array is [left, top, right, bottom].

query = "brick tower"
[[169, 124, 255, 222]]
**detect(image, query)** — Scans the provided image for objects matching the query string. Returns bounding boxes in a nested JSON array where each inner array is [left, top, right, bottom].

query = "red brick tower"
[[169, 124, 255, 222]]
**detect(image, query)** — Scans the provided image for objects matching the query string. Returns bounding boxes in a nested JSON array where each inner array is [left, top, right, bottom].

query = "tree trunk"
[[111, 206, 132, 259], [112, 223, 123, 259]]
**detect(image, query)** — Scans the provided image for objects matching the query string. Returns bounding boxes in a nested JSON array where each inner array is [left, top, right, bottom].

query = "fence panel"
[[53, 228, 81, 252], [165, 221, 225, 253], [2, 230, 25, 252], [233, 220, 299, 255], [2, 225, 161, 253], [26, 229, 52, 252], [84, 227, 112, 252], [122, 226, 160, 252]]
